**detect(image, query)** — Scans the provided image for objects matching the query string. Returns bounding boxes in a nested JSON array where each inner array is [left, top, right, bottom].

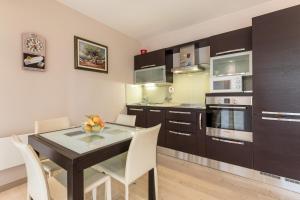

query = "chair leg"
[[125, 184, 129, 200], [154, 167, 158, 200], [92, 188, 97, 200], [105, 177, 112, 200]]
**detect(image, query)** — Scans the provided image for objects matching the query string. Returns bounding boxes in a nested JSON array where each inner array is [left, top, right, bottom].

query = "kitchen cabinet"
[[134, 49, 166, 70], [165, 130, 198, 154], [197, 111, 206, 156], [253, 5, 300, 180], [165, 108, 205, 155], [146, 108, 166, 146], [210, 27, 252, 57], [165, 109, 197, 122], [206, 136, 253, 168], [127, 106, 147, 127], [127, 105, 205, 154]]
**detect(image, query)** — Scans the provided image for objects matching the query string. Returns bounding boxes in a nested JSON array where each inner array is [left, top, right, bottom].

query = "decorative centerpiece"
[[83, 115, 105, 133]]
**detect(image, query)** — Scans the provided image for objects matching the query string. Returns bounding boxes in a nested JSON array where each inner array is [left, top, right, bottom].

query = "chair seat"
[[93, 152, 127, 184], [41, 159, 62, 175], [49, 168, 110, 200]]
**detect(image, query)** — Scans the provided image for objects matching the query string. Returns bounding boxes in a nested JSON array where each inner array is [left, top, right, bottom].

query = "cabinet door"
[[166, 109, 196, 122], [253, 5, 300, 180], [166, 130, 198, 154], [166, 120, 195, 133], [197, 111, 206, 157], [146, 108, 166, 147], [210, 27, 252, 57], [127, 106, 147, 128], [206, 136, 253, 168], [134, 49, 166, 70]]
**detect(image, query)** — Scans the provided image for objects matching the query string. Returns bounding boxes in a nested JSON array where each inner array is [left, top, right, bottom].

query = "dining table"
[[28, 122, 157, 200]]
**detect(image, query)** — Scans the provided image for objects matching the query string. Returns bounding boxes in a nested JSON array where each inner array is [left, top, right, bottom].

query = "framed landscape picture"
[[74, 36, 108, 73]]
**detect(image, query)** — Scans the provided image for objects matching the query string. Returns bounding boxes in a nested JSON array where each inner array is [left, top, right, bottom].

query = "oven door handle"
[[208, 106, 247, 110]]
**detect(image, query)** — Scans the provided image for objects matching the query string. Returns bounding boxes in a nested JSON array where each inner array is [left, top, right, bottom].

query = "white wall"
[[141, 0, 300, 51], [0, 0, 140, 187]]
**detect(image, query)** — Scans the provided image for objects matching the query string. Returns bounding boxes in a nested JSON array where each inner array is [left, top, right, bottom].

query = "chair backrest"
[[125, 124, 161, 184], [115, 114, 136, 127], [34, 116, 70, 134], [11, 135, 50, 200]]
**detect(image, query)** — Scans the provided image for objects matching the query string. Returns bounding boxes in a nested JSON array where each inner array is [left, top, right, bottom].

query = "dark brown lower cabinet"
[[127, 106, 147, 127], [127, 105, 206, 155], [206, 136, 253, 168], [197, 111, 206, 157], [146, 108, 166, 146], [165, 109, 205, 155], [166, 120, 195, 133], [166, 130, 198, 154]]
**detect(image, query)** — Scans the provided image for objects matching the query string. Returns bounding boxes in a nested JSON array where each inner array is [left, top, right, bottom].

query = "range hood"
[[171, 44, 210, 74]]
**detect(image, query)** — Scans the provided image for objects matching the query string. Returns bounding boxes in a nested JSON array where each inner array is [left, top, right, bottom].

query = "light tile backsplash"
[[172, 71, 210, 105], [126, 71, 210, 105], [126, 84, 143, 104]]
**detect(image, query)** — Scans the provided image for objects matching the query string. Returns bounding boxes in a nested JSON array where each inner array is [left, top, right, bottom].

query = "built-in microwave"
[[210, 75, 242, 93]]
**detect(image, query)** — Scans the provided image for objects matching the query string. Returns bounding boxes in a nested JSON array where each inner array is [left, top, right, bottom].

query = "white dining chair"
[[115, 114, 137, 167], [115, 114, 136, 127], [34, 117, 71, 177], [93, 124, 161, 200], [11, 135, 112, 200]]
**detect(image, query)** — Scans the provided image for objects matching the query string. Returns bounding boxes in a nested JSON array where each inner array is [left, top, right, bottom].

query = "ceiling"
[[57, 0, 270, 40]]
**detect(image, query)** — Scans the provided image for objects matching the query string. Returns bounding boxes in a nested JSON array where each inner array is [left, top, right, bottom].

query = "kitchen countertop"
[[127, 103, 206, 109]]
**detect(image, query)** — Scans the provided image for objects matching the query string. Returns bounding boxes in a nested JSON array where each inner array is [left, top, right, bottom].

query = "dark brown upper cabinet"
[[210, 27, 252, 57], [134, 49, 166, 70], [252, 5, 300, 180]]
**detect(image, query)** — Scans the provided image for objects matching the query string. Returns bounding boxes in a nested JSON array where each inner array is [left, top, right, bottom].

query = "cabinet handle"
[[215, 48, 245, 56], [212, 137, 244, 145], [262, 111, 300, 123], [169, 121, 191, 125], [169, 130, 191, 137], [140, 64, 156, 69], [169, 111, 191, 115], [149, 110, 161, 112], [262, 111, 300, 116], [262, 117, 300, 123], [129, 108, 143, 111], [199, 113, 202, 130]]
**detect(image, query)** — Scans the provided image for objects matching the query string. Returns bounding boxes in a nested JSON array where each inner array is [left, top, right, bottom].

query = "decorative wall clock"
[[22, 33, 46, 71]]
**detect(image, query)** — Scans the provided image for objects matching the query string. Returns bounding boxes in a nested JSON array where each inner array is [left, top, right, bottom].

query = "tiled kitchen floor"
[[1, 154, 300, 200]]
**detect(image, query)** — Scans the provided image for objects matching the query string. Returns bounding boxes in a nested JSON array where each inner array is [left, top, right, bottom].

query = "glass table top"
[[40, 123, 141, 154]]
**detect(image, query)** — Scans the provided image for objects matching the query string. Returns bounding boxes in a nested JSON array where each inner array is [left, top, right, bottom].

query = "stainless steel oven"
[[206, 96, 253, 142]]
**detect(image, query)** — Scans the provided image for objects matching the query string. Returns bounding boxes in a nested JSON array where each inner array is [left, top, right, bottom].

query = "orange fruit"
[[84, 124, 92, 132]]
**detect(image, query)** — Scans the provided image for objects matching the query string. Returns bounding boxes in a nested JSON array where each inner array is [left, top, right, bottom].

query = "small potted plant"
[[83, 115, 105, 133]]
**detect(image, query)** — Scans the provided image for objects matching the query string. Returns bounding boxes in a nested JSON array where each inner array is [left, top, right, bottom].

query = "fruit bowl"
[[83, 115, 105, 133]]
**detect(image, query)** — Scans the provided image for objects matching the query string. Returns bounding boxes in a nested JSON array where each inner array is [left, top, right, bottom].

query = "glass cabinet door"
[[211, 51, 252, 77], [135, 65, 166, 84]]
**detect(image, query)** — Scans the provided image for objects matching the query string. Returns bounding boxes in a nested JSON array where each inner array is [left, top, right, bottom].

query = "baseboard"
[[0, 178, 26, 193]]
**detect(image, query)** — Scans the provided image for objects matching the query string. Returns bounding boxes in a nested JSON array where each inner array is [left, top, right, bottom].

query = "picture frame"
[[22, 32, 46, 71], [74, 36, 108, 73]]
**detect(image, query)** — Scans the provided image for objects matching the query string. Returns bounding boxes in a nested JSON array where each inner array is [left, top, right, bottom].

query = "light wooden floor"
[[1, 154, 300, 200]]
